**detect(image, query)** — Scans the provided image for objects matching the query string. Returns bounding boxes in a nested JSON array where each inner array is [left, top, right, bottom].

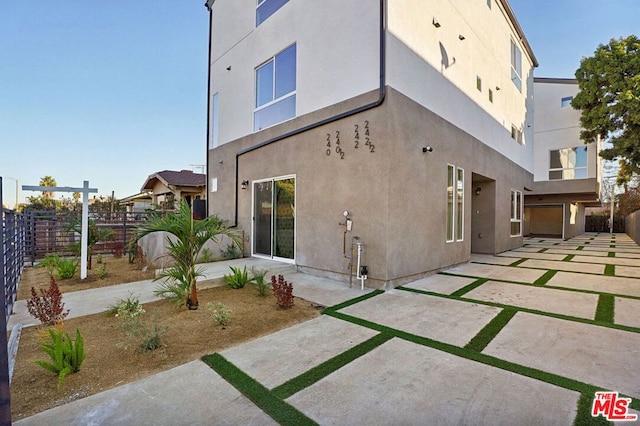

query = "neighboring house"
[[140, 170, 206, 210], [204, 0, 538, 289], [118, 192, 154, 213], [525, 78, 602, 239]]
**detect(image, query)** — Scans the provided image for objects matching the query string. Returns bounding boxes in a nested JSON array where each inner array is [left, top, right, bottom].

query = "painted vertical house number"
[[325, 120, 375, 159]]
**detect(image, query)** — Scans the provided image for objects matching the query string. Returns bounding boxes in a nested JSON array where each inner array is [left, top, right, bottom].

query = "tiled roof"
[[141, 170, 206, 191]]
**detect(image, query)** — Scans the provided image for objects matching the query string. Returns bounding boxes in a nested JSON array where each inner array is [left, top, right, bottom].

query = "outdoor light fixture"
[[422, 145, 433, 153], [226, 65, 232, 71], [475, 188, 482, 196], [241, 180, 249, 190], [458, 34, 465, 40], [432, 18, 441, 28], [495, 86, 500, 91]]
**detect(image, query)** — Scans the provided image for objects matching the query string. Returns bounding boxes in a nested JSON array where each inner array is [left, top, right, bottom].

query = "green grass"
[[324, 290, 383, 313], [607, 252, 615, 258], [604, 265, 615, 276], [509, 258, 527, 267], [563, 254, 576, 262], [201, 353, 318, 426], [464, 308, 517, 352], [272, 333, 394, 399], [450, 278, 489, 297], [576, 246, 585, 251], [538, 248, 548, 253], [534, 270, 558, 285], [595, 294, 615, 324], [573, 393, 611, 425]]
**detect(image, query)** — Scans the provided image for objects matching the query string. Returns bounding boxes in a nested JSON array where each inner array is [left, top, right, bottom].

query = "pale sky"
[[1, 1, 638, 207]]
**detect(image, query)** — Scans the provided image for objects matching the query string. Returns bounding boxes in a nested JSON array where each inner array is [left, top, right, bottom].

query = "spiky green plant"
[[35, 328, 85, 388], [137, 201, 240, 310]]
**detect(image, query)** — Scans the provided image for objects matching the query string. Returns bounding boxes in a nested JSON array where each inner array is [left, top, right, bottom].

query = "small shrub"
[[39, 255, 60, 277], [95, 253, 103, 264], [139, 320, 166, 352], [271, 274, 294, 309], [225, 265, 250, 289], [96, 263, 108, 279], [220, 243, 241, 260], [197, 247, 214, 264], [251, 267, 269, 297], [107, 293, 145, 319], [35, 328, 85, 388], [55, 257, 79, 280], [207, 302, 232, 327], [27, 277, 70, 326], [126, 237, 138, 264], [112, 242, 124, 258]]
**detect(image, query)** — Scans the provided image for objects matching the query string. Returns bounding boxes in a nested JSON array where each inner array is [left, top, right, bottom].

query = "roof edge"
[[534, 77, 578, 84], [500, 0, 539, 68]]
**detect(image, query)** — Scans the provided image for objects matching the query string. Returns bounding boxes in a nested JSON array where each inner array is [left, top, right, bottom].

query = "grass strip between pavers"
[[604, 264, 615, 276], [574, 393, 611, 426], [464, 308, 517, 352], [509, 258, 527, 267], [201, 353, 318, 426], [576, 246, 584, 251], [272, 332, 394, 399], [534, 270, 558, 285], [538, 248, 548, 253], [324, 310, 640, 415], [323, 289, 384, 313], [595, 294, 615, 324], [563, 254, 575, 262], [450, 278, 489, 297], [607, 252, 616, 258]]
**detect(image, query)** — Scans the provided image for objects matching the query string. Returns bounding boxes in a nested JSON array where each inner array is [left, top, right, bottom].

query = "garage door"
[[524, 206, 563, 238]]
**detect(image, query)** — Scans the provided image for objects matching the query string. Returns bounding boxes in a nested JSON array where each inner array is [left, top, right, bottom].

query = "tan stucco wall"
[[208, 88, 532, 288]]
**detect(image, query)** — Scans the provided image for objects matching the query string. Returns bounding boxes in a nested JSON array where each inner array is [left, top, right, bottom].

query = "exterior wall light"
[[458, 34, 465, 40], [432, 18, 441, 28], [475, 188, 482, 195], [422, 145, 433, 153], [241, 180, 249, 190]]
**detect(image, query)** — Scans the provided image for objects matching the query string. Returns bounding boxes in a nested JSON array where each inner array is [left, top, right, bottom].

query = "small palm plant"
[[137, 201, 240, 310]]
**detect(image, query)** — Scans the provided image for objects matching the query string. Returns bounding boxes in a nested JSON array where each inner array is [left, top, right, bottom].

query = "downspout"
[[232, 0, 387, 227], [204, 0, 215, 216]]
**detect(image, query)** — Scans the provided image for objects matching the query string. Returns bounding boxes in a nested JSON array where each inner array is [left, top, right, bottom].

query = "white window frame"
[[210, 92, 219, 149], [256, 0, 289, 26], [446, 164, 464, 243], [510, 189, 522, 237], [254, 44, 296, 131], [549, 146, 588, 180], [510, 39, 522, 92]]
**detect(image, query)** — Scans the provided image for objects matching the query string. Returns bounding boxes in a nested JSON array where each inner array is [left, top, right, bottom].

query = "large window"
[[510, 190, 522, 237], [549, 147, 587, 180], [510, 40, 522, 92], [254, 44, 296, 131], [447, 165, 464, 242], [256, 0, 289, 26]]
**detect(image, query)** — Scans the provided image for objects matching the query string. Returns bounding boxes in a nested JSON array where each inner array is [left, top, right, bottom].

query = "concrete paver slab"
[[446, 263, 547, 283], [571, 255, 640, 267], [484, 312, 640, 399], [614, 297, 640, 329], [465, 281, 598, 319], [15, 361, 276, 426], [547, 271, 640, 297], [510, 247, 543, 253], [471, 254, 518, 265], [287, 272, 373, 308], [287, 338, 579, 426], [403, 274, 476, 294], [615, 265, 640, 278], [339, 290, 501, 346], [497, 251, 567, 261], [220, 315, 378, 389], [518, 258, 605, 275], [545, 249, 608, 257]]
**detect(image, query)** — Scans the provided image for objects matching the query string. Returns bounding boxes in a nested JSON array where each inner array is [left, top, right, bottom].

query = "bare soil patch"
[[11, 262, 321, 420]]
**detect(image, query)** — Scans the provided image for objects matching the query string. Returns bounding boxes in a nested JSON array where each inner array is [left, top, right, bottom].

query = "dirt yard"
[[10, 258, 322, 420]]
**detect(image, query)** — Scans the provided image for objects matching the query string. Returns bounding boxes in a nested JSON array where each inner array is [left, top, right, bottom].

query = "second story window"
[[256, 0, 289, 26], [561, 96, 574, 108], [255, 44, 296, 131], [510, 39, 522, 92], [549, 147, 588, 180]]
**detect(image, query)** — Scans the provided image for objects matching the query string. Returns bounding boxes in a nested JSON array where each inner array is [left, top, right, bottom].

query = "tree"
[[572, 35, 640, 182], [136, 201, 240, 310], [39, 176, 57, 199]]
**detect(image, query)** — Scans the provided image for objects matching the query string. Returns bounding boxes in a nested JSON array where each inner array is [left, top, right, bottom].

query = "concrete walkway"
[[12, 233, 640, 425]]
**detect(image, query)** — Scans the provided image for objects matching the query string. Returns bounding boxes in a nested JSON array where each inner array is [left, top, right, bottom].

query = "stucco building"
[[525, 78, 602, 239], [204, 0, 540, 289]]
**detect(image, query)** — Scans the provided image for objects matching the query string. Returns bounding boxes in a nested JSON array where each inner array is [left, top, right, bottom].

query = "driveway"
[[15, 233, 640, 425]]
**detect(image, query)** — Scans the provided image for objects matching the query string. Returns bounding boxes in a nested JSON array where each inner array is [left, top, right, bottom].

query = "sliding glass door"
[[252, 176, 295, 262]]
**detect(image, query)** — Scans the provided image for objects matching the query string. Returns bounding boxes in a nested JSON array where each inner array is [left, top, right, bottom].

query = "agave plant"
[[137, 201, 240, 310]]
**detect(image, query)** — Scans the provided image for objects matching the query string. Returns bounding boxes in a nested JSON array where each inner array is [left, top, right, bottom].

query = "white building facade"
[[204, 0, 538, 288], [525, 78, 602, 239]]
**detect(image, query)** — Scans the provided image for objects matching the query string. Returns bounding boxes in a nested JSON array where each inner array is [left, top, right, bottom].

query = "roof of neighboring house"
[[119, 191, 153, 204], [141, 170, 206, 192]]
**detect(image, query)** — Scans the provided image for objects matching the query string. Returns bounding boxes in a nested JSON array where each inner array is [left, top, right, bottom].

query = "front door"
[[252, 176, 295, 262]]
